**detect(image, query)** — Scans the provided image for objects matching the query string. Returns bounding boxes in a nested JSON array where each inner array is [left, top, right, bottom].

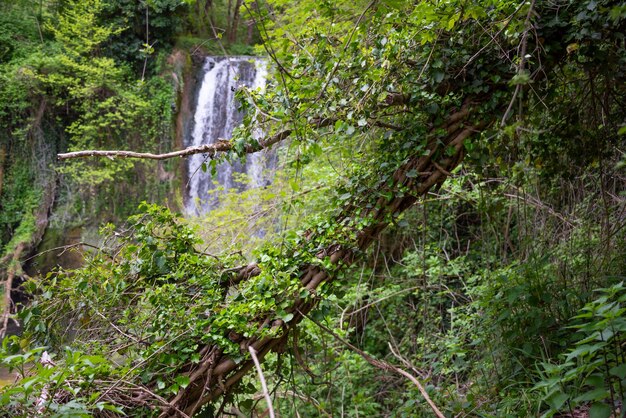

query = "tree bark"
[[57, 119, 335, 161], [153, 103, 485, 416], [228, 0, 244, 44], [0, 143, 5, 198]]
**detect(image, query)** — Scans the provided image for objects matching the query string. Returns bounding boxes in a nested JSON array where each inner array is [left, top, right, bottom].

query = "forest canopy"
[[0, 0, 625, 417]]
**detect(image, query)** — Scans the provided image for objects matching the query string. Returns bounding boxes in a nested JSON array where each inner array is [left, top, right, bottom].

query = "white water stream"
[[184, 56, 270, 216]]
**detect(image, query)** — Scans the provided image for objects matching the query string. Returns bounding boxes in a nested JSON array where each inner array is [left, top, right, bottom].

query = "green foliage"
[[100, 0, 190, 73], [535, 282, 626, 417], [0, 0, 41, 64], [0, 163, 40, 253], [269, 156, 625, 417], [11, 202, 323, 413], [0, 337, 122, 417], [49, 0, 122, 58], [1, 0, 626, 415]]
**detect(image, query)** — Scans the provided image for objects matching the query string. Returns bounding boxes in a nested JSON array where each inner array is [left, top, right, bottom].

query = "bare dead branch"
[[249, 346, 276, 418], [57, 118, 337, 161], [57, 130, 290, 161]]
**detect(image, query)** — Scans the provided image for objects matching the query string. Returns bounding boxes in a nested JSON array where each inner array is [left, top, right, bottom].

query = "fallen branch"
[[57, 129, 291, 161], [57, 118, 336, 161]]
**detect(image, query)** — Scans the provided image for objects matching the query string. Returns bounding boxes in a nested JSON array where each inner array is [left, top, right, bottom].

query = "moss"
[[0, 158, 41, 257], [1, 211, 36, 262]]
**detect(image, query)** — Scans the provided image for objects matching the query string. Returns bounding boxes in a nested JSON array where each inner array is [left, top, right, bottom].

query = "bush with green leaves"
[[4, 202, 325, 414], [535, 282, 626, 418], [0, 337, 123, 417]]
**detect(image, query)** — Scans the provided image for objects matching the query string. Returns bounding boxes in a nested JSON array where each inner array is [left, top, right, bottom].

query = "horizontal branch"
[[57, 118, 336, 161], [57, 129, 291, 161]]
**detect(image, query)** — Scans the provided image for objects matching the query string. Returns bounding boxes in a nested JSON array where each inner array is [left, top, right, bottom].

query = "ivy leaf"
[[175, 376, 191, 389], [240, 398, 254, 410], [280, 312, 294, 322], [509, 71, 531, 85], [210, 159, 217, 176]]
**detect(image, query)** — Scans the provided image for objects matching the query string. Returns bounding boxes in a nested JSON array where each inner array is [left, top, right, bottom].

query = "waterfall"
[[184, 56, 271, 216]]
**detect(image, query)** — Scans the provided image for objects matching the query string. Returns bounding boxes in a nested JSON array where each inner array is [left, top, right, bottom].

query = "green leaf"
[[509, 71, 531, 85], [240, 398, 254, 410], [565, 342, 606, 361], [545, 392, 569, 410], [609, 363, 626, 379], [432, 71, 445, 83], [281, 312, 294, 322], [175, 376, 190, 389], [99, 403, 126, 414], [589, 402, 612, 418], [574, 387, 609, 403], [585, 374, 605, 388]]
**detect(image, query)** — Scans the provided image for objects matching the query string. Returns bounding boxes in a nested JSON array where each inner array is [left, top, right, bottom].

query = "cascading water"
[[184, 56, 271, 216]]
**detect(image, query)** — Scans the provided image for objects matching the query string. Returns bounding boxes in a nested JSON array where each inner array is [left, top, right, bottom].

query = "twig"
[[301, 311, 446, 418], [98, 379, 192, 418], [503, 192, 575, 226], [96, 330, 190, 404], [91, 309, 146, 346], [501, 0, 536, 126], [456, 2, 526, 78], [340, 286, 420, 327], [21, 242, 103, 263], [249, 346, 276, 418], [313, 0, 378, 103]]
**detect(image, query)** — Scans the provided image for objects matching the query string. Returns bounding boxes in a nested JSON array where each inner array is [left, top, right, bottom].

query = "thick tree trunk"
[[157, 103, 485, 416], [228, 0, 243, 44]]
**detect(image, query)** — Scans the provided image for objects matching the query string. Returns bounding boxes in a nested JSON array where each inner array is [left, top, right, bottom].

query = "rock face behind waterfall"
[[184, 56, 271, 216]]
